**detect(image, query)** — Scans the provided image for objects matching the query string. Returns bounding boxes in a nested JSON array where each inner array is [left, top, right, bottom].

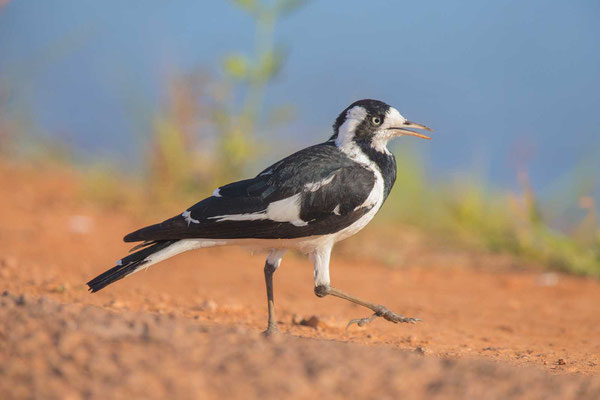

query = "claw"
[[346, 307, 422, 329], [346, 313, 378, 329]]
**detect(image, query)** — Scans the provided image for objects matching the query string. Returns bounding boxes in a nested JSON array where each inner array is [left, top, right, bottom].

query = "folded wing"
[[124, 143, 377, 242]]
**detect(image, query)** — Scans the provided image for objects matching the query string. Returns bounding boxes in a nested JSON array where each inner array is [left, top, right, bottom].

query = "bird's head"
[[331, 99, 432, 154]]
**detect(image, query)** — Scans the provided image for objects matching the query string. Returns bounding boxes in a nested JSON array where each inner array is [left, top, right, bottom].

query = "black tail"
[[87, 240, 177, 293]]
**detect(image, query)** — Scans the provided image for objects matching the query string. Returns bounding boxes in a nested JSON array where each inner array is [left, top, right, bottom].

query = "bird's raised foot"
[[346, 306, 421, 329]]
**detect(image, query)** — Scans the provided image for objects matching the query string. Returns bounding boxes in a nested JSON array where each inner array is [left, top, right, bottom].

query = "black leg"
[[314, 285, 421, 328], [263, 259, 279, 335]]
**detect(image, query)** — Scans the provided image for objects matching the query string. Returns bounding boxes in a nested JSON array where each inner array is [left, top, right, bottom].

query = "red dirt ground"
[[1, 161, 599, 399]]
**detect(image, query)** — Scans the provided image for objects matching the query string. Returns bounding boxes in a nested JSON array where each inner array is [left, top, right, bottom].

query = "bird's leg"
[[310, 246, 417, 328], [314, 285, 421, 328], [262, 250, 286, 336], [263, 261, 278, 335]]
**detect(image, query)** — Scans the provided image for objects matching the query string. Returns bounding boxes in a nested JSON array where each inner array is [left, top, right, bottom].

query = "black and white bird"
[[87, 99, 433, 334]]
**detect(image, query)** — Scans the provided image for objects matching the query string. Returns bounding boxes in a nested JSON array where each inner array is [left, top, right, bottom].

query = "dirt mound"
[[1, 292, 598, 400]]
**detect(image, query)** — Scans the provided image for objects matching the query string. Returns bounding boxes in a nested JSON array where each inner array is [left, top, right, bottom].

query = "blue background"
[[1, 0, 598, 192]]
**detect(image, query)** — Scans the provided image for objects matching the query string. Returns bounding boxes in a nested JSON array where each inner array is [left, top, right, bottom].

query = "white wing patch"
[[182, 210, 200, 226], [333, 204, 341, 215], [266, 193, 307, 226], [208, 193, 308, 227], [354, 173, 383, 211], [212, 188, 222, 197], [304, 173, 336, 192], [207, 211, 266, 222]]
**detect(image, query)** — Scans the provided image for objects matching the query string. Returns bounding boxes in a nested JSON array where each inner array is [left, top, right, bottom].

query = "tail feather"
[[87, 240, 177, 293], [128, 240, 156, 253]]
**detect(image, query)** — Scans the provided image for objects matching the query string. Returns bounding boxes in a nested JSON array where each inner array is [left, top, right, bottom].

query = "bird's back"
[[124, 142, 385, 242]]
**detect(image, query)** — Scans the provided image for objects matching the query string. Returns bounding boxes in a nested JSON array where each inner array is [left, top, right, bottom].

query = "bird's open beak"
[[390, 121, 433, 140]]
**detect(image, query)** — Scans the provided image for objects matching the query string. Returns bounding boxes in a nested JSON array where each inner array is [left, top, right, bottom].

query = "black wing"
[[124, 143, 376, 241]]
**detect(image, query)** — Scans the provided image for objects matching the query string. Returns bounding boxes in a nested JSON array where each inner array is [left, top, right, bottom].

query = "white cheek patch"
[[371, 107, 408, 154], [370, 135, 393, 154], [384, 107, 407, 129]]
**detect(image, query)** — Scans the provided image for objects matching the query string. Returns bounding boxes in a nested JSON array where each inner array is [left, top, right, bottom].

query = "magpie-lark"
[[87, 99, 433, 334]]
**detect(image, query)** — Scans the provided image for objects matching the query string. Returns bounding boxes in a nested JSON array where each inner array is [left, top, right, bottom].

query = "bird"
[[87, 99, 433, 334]]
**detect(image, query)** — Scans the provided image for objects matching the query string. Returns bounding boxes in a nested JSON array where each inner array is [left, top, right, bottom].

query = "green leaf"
[[276, 0, 309, 16], [251, 48, 285, 83], [223, 53, 249, 80], [231, 0, 259, 14]]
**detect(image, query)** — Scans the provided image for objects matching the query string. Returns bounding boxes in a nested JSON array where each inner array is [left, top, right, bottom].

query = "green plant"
[[145, 0, 306, 206], [379, 153, 600, 276]]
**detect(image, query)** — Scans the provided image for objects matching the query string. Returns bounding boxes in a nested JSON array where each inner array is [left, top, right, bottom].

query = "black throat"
[[355, 140, 397, 200]]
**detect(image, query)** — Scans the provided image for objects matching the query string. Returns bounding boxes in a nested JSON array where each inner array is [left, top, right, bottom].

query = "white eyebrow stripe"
[[335, 106, 367, 150]]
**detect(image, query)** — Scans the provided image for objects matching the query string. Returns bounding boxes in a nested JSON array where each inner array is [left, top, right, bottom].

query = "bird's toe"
[[380, 308, 421, 324], [346, 313, 378, 329]]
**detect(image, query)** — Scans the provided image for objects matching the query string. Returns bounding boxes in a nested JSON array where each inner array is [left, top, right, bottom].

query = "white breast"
[[331, 168, 385, 243]]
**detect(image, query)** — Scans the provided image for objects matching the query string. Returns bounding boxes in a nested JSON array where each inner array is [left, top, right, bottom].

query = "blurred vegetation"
[[145, 0, 303, 207], [1, 0, 598, 277], [378, 146, 600, 276]]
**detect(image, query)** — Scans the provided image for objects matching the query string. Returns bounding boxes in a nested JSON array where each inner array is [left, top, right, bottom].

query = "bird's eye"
[[371, 116, 382, 126]]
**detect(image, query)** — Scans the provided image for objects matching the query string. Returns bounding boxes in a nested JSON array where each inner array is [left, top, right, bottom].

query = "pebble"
[[193, 300, 217, 312], [292, 315, 320, 329], [0, 256, 18, 269]]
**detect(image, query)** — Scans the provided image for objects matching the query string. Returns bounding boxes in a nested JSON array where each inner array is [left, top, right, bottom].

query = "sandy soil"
[[1, 161, 599, 399]]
